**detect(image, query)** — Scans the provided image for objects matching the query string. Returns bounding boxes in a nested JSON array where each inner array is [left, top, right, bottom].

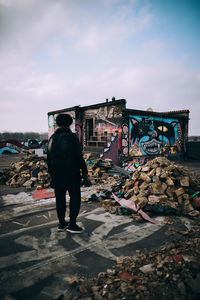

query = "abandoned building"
[[47, 98, 189, 164]]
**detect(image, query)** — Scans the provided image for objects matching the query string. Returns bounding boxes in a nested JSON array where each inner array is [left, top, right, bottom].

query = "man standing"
[[47, 113, 90, 233]]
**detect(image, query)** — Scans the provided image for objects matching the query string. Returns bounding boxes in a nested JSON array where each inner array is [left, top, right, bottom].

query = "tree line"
[[0, 132, 48, 142]]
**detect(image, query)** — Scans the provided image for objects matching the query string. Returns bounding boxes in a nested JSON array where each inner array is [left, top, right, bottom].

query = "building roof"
[[161, 110, 190, 117], [48, 105, 80, 115], [47, 99, 189, 120], [81, 98, 126, 110], [125, 108, 189, 120], [47, 99, 126, 115]]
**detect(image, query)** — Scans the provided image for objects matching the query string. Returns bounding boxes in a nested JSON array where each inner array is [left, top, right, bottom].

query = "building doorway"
[[85, 118, 94, 144]]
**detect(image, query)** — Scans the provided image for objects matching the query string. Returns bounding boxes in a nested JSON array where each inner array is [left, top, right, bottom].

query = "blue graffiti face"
[[130, 116, 178, 155]]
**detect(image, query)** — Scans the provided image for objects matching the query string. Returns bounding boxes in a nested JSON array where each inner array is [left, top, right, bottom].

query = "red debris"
[[118, 271, 137, 282], [172, 255, 184, 264]]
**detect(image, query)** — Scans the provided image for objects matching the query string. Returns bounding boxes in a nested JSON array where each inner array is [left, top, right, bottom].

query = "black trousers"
[[54, 180, 81, 226]]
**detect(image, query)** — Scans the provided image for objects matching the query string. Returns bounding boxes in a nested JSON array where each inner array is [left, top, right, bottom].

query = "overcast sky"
[[0, 0, 199, 135]]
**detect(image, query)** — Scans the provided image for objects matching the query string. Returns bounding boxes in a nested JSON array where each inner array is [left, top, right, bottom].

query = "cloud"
[[0, 0, 199, 135], [76, 1, 152, 51], [0, 56, 199, 134]]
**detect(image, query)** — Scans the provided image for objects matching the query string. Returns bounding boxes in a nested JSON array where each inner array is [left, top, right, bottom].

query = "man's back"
[[48, 127, 74, 169], [47, 126, 88, 184]]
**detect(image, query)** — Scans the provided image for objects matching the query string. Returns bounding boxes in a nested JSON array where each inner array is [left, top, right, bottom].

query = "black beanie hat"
[[56, 114, 73, 127]]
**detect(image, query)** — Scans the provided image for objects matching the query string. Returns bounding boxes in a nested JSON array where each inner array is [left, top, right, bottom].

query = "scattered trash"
[[112, 192, 159, 224], [139, 263, 154, 273], [191, 192, 200, 208], [63, 226, 200, 300], [118, 271, 137, 282]]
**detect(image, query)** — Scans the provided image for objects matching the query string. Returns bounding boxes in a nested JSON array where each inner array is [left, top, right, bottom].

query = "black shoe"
[[67, 224, 83, 234], [57, 221, 69, 232]]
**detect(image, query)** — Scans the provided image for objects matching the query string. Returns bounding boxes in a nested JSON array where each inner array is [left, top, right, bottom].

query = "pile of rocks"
[[0, 155, 51, 189], [102, 157, 200, 218], [64, 225, 200, 300], [0, 154, 118, 191], [84, 155, 120, 186]]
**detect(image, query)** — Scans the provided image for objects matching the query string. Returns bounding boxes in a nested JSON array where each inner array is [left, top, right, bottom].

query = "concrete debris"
[[86, 156, 121, 186], [0, 153, 121, 192], [0, 154, 121, 192], [101, 157, 200, 219], [0, 155, 199, 221], [0, 155, 51, 190], [61, 224, 200, 300]]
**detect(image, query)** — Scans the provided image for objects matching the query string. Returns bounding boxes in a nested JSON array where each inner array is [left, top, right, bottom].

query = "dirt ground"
[[0, 153, 200, 196]]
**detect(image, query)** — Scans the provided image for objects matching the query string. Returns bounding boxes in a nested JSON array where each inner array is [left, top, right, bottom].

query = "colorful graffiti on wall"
[[128, 115, 182, 156], [86, 105, 123, 120], [121, 123, 129, 156], [48, 114, 56, 138], [48, 111, 76, 139], [84, 105, 122, 141], [99, 131, 119, 164], [82, 104, 124, 163]]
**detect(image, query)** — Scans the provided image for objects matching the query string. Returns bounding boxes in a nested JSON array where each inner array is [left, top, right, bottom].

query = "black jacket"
[[47, 127, 88, 186]]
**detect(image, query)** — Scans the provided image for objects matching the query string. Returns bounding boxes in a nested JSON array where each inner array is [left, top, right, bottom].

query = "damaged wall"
[[47, 100, 189, 163], [83, 103, 123, 142], [47, 100, 126, 164]]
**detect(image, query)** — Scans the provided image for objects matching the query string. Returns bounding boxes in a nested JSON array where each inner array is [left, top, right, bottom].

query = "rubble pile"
[[0, 154, 119, 191], [84, 155, 120, 186], [102, 157, 200, 219], [0, 155, 51, 189], [64, 226, 200, 300]]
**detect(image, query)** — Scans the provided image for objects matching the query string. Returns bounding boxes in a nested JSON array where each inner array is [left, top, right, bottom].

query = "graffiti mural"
[[100, 131, 119, 164], [48, 111, 76, 139], [84, 105, 121, 138], [86, 105, 122, 120], [84, 105, 123, 148], [129, 115, 182, 156], [48, 114, 56, 139], [121, 112, 129, 157], [121, 124, 129, 155], [47, 100, 189, 160]]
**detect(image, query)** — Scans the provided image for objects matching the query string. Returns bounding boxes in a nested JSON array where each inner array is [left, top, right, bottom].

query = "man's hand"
[[82, 175, 92, 187]]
